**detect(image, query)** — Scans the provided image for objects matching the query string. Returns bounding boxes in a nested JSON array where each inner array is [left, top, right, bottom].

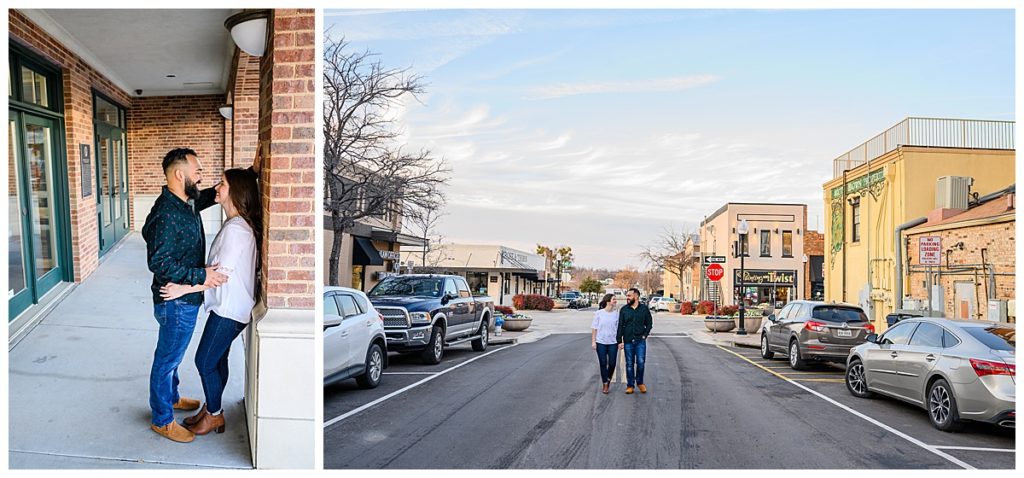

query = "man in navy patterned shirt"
[[142, 148, 228, 443]]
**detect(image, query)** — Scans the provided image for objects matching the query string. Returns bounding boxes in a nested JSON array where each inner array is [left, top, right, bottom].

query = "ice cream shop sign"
[[378, 250, 401, 261]]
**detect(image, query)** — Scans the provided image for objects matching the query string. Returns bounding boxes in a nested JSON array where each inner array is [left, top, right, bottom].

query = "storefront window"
[[20, 66, 48, 108], [782, 231, 793, 257], [760, 230, 771, 257], [466, 271, 488, 296], [351, 265, 364, 291]]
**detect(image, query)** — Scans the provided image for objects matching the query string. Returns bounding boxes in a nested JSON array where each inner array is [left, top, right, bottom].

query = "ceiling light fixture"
[[225, 9, 271, 57]]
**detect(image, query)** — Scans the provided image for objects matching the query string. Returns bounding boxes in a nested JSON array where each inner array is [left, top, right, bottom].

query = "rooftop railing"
[[832, 117, 1015, 178]]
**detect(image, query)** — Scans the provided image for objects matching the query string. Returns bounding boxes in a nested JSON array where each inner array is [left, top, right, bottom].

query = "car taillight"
[[865, 323, 875, 334], [970, 358, 1016, 377], [804, 320, 827, 332]]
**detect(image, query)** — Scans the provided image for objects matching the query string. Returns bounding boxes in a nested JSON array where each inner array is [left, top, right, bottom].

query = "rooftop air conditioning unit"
[[935, 176, 973, 210]]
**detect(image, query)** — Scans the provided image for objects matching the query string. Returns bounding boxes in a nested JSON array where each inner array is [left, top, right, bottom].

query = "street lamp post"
[[736, 219, 749, 336]]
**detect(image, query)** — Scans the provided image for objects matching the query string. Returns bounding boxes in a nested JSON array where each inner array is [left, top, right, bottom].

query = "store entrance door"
[[94, 93, 129, 255]]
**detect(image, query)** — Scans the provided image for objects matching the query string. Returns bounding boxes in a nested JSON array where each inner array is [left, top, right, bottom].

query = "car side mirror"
[[324, 320, 341, 330], [866, 333, 878, 344], [768, 314, 777, 323]]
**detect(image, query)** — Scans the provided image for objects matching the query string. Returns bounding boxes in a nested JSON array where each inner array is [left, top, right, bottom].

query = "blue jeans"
[[595, 343, 618, 384], [623, 338, 647, 387], [194, 311, 247, 413], [150, 299, 200, 427]]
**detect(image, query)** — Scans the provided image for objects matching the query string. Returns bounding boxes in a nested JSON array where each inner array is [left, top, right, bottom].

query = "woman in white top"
[[159, 167, 261, 435], [591, 293, 620, 394]]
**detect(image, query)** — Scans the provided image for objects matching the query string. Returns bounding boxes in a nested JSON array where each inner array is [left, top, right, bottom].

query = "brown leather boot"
[[638, 384, 648, 393], [173, 397, 201, 411], [601, 383, 609, 394], [151, 421, 195, 443], [187, 411, 226, 435], [183, 404, 208, 427], [625, 387, 635, 394]]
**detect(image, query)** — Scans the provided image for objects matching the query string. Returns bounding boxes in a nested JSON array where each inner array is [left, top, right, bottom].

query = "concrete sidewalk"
[[500, 308, 761, 349], [8, 234, 251, 469]]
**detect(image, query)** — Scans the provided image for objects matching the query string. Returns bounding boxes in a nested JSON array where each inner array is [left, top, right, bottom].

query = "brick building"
[[804, 230, 825, 300], [7, 9, 314, 468], [905, 187, 1015, 322]]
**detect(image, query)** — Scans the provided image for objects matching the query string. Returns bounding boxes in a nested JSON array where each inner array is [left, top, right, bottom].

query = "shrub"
[[697, 300, 717, 315], [494, 305, 515, 316], [719, 304, 739, 316], [512, 294, 553, 311], [680, 301, 694, 315]]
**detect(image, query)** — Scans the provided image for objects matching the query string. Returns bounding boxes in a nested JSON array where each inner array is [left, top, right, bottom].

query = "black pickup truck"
[[366, 274, 495, 365]]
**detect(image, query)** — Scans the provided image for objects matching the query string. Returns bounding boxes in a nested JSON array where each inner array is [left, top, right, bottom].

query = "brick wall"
[[907, 220, 1015, 321], [230, 51, 261, 168], [127, 95, 226, 225], [804, 230, 824, 299], [10, 10, 132, 282], [259, 9, 316, 310]]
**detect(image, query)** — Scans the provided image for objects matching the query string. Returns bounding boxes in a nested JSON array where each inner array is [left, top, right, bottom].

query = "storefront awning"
[[353, 236, 384, 266]]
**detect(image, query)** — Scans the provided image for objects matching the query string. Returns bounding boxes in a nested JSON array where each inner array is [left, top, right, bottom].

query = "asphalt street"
[[323, 333, 1015, 469]]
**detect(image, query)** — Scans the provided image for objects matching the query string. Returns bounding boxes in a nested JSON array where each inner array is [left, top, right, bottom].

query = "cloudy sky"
[[325, 9, 1015, 269]]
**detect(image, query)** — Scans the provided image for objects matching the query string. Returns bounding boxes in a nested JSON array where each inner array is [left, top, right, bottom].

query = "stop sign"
[[706, 264, 724, 282]]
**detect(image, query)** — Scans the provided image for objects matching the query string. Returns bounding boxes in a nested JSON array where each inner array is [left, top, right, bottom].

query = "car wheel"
[[356, 343, 384, 389], [420, 326, 444, 365], [471, 319, 489, 351], [845, 359, 874, 398], [760, 333, 775, 359], [788, 339, 807, 370], [928, 378, 965, 432]]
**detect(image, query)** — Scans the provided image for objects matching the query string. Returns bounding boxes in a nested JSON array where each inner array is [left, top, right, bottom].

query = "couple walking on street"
[[143, 147, 262, 443], [591, 288, 653, 395]]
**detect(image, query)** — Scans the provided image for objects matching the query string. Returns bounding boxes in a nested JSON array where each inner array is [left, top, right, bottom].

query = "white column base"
[[245, 301, 315, 469]]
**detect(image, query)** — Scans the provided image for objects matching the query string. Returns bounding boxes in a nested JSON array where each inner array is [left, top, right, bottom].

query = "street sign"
[[706, 264, 725, 282], [704, 256, 726, 264], [919, 236, 941, 265]]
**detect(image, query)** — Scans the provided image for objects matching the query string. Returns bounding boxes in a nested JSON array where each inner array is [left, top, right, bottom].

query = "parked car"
[[559, 291, 590, 309], [845, 318, 1015, 431], [324, 286, 387, 388], [649, 296, 680, 312], [759, 300, 874, 369], [367, 274, 494, 365]]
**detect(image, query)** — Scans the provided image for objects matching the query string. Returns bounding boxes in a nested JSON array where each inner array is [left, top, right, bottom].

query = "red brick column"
[[230, 52, 261, 168], [258, 8, 315, 309]]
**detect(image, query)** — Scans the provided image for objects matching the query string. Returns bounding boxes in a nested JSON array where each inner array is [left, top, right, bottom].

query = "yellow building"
[[822, 117, 1015, 330]]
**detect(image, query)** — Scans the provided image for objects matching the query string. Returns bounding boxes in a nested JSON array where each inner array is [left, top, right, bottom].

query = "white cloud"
[[527, 74, 720, 100]]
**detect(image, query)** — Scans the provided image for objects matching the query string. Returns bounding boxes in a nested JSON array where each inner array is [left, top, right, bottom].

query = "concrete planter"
[[704, 316, 736, 332], [735, 315, 763, 331], [501, 318, 532, 332]]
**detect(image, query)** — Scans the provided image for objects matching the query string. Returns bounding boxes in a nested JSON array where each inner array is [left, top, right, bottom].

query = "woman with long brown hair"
[[159, 167, 261, 435], [591, 293, 620, 394]]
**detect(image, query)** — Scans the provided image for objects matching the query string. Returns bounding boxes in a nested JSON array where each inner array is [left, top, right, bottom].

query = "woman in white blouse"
[[591, 293, 620, 394], [159, 167, 261, 436]]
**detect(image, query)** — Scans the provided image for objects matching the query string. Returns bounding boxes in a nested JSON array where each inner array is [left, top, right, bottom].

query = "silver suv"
[[760, 300, 874, 370], [324, 286, 388, 388]]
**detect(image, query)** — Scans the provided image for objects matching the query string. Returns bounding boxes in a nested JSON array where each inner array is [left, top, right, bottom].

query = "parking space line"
[[789, 378, 845, 383], [382, 372, 440, 375], [324, 344, 518, 429], [716, 345, 976, 470], [776, 371, 844, 375], [931, 446, 1016, 453]]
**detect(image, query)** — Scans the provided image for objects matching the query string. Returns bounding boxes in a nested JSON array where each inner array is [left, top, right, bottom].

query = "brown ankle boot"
[[187, 411, 226, 435], [183, 405, 208, 427], [151, 421, 195, 443], [173, 397, 201, 411], [601, 383, 610, 394]]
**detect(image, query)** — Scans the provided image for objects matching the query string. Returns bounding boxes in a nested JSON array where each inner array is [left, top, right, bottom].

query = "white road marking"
[[649, 334, 690, 338], [382, 372, 439, 375], [717, 345, 977, 470], [324, 344, 518, 428], [931, 446, 1016, 453]]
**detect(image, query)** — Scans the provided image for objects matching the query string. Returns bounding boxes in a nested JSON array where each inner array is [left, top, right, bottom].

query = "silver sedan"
[[845, 318, 1015, 431]]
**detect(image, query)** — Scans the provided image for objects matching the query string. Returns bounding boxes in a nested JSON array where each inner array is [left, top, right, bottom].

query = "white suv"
[[324, 286, 388, 388]]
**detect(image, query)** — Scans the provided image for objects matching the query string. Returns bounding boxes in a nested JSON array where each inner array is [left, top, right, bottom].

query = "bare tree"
[[323, 36, 451, 285], [639, 227, 698, 299], [403, 202, 449, 268], [537, 245, 574, 295]]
